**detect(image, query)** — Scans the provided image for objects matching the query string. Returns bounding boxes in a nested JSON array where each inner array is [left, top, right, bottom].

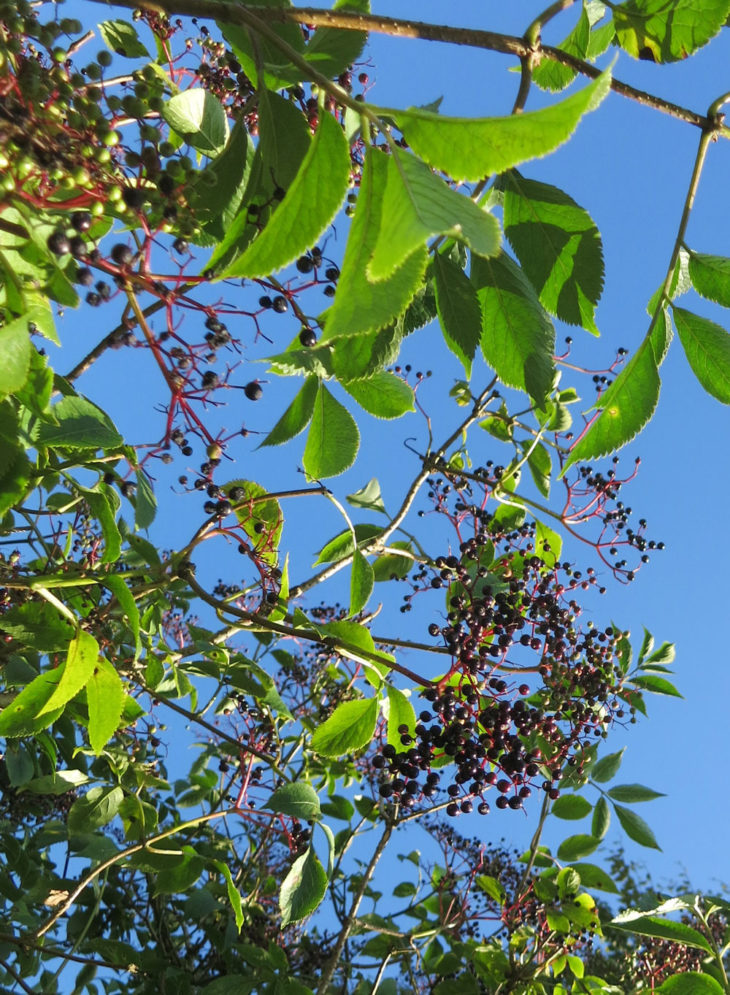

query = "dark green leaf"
[[569, 863, 619, 893], [551, 794, 592, 820], [631, 674, 682, 696], [260, 376, 318, 447], [522, 439, 552, 497], [688, 251, 730, 307], [98, 19, 150, 57], [610, 913, 711, 953], [673, 306, 730, 404], [192, 120, 255, 237], [502, 172, 604, 334], [472, 251, 555, 407], [154, 846, 205, 895], [556, 834, 601, 861], [81, 488, 122, 565], [614, 0, 730, 62], [302, 385, 359, 479], [608, 783, 666, 803], [162, 89, 228, 155], [314, 523, 382, 565], [350, 549, 374, 616], [280, 846, 328, 925], [591, 748, 624, 783], [592, 796, 611, 839], [68, 786, 124, 834], [134, 467, 156, 530], [658, 974, 725, 994], [385, 686, 416, 753], [342, 372, 415, 420], [613, 803, 661, 849], [265, 782, 321, 821], [221, 0, 305, 89], [432, 252, 482, 377], [310, 697, 379, 757]]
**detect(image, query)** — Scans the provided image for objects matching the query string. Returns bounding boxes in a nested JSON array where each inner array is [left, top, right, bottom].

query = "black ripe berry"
[[48, 231, 71, 256], [244, 381, 263, 401], [121, 186, 146, 209], [69, 236, 86, 258], [299, 328, 317, 347], [272, 295, 289, 313], [76, 267, 94, 286], [325, 266, 339, 282], [71, 211, 93, 233], [259, 295, 273, 309], [111, 243, 134, 266], [173, 237, 188, 255], [323, 285, 336, 297], [295, 255, 314, 274]]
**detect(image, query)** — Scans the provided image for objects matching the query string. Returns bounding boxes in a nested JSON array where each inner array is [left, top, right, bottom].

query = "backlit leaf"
[[673, 306, 730, 404], [0, 311, 32, 399], [349, 549, 374, 616], [610, 914, 711, 952], [260, 376, 318, 448], [39, 631, 99, 716], [304, 0, 369, 77], [591, 748, 624, 783], [433, 252, 482, 377], [265, 782, 322, 821], [162, 89, 228, 154], [342, 372, 415, 420], [86, 657, 125, 755], [556, 834, 601, 861], [688, 251, 730, 307], [280, 846, 328, 926], [608, 783, 666, 803], [98, 19, 150, 57], [302, 385, 359, 479], [613, 803, 661, 849], [552, 794, 592, 820], [384, 686, 416, 753], [614, 0, 730, 62], [310, 697, 379, 756], [592, 797, 611, 839], [36, 395, 123, 450]]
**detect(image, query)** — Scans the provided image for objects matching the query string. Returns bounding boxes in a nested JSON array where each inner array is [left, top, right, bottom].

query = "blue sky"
[[58, 0, 730, 900]]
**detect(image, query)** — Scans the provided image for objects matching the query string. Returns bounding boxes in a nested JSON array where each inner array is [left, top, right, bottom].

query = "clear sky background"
[[56, 0, 730, 900]]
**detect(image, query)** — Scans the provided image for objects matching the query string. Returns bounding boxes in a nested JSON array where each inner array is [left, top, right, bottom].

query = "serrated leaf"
[[260, 375, 318, 448], [688, 251, 730, 307], [472, 251, 555, 407], [302, 385, 359, 479], [614, 0, 730, 63], [502, 172, 604, 334], [551, 794, 592, 820], [432, 252, 482, 377], [372, 541, 414, 582], [221, 0, 305, 90], [36, 395, 123, 450], [610, 914, 711, 952], [673, 307, 730, 404], [192, 119, 255, 237], [304, 0, 369, 77], [322, 148, 429, 340], [384, 686, 416, 753], [613, 803, 661, 849], [223, 110, 349, 278], [367, 148, 501, 280], [265, 782, 321, 821], [346, 478, 386, 515], [0, 311, 32, 399], [310, 697, 379, 757], [592, 796, 611, 839], [280, 846, 328, 925], [314, 523, 382, 566], [228, 479, 283, 568], [591, 748, 624, 783], [533, 7, 590, 91], [562, 322, 662, 470], [0, 670, 65, 737], [389, 70, 610, 182], [330, 320, 407, 380], [98, 19, 150, 57], [342, 372, 415, 420], [631, 674, 682, 697], [557, 834, 601, 861], [39, 631, 99, 716], [134, 467, 156, 530], [522, 440, 552, 498], [103, 574, 141, 661], [349, 549, 374, 616], [162, 89, 228, 154], [644, 641, 675, 665], [608, 783, 665, 803], [86, 657, 125, 754]]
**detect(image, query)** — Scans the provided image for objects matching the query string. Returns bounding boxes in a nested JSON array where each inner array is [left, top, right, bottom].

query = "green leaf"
[[562, 322, 663, 470], [81, 488, 122, 565], [0, 311, 32, 399], [385, 686, 417, 753], [673, 307, 730, 404], [280, 846, 328, 925], [330, 320, 407, 381], [591, 797, 611, 840], [534, 518, 562, 567], [98, 19, 150, 57], [0, 599, 74, 653], [36, 395, 123, 450], [372, 541, 414, 582], [4, 744, 34, 787], [688, 251, 730, 307], [522, 440, 552, 498], [568, 863, 619, 893], [229, 479, 283, 568], [86, 657, 125, 754], [346, 478, 387, 515], [265, 782, 322, 821], [134, 467, 156, 530], [314, 523, 382, 565], [472, 251, 555, 407], [432, 252, 482, 377], [632, 674, 682, 697], [0, 670, 65, 737], [342, 372, 415, 420], [154, 846, 205, 895], [551, 794, 592, 820], [614, 0, 730, 62], [39, 631, 99, 716], [389, 70, 611, 182], [221, 0, 305, 89], [302, 385, 360, 479], [533, 7, 590, 91], [103, 574, 141, 661], [224, 110, 349, 278], [22, 769, 90, 795], [324, 169, 427, 343], [591, 748, 624, 783], [68, 786, 124, 834], [310, 697, 379, 757], [610, 913, 712, 953], [613, 803, 661, 849], [304, 0, 369, 77], [608, 783, 666, 803], [162, 89, 228, 155], [502, 172, 604, 334], [192, 120, 256, 237], [350, 549, 374, 616], [556, 835, 601, 861], [16, 346, 53, 416], [259, 376, 318, 448], [367, 148, 501, 281], [658, 975, 725, 994]]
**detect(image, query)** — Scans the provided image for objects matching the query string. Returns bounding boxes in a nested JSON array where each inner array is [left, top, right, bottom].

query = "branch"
[[84, 0, 719, 130]]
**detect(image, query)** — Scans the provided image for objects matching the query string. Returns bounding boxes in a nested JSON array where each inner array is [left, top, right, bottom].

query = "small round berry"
[[244, 381, 263, 401], [121, 186, 146, 209], [173, 236, 188, 254], [47, 230, 70, 256], [295, 255, 314, 274], [272, 295, 288, 313], [259, 295, 273, 309], [325, 266, 339, 281], [111, 243, 134, 266], [71, 211, 92, 233], [299, 328, 317, 347], [75, 267, 94, 286]]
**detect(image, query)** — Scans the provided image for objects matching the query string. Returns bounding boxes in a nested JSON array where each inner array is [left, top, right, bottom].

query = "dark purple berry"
[[244, 381, 262, 401], [47, 230, 70, 255], [272, 295, 288, 313], [299, 328, 317, 347], [71, 211, 93, 233], [111, 243, 133, 266]]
